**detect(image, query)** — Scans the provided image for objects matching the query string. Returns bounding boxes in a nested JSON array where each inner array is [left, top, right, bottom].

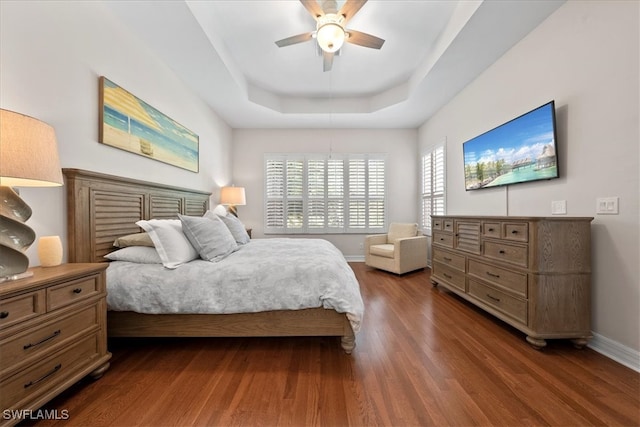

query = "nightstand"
[[0, 264, 111, 426]]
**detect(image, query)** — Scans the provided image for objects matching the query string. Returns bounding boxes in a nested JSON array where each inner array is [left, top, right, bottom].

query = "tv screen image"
[[463, 101, 558, 190]]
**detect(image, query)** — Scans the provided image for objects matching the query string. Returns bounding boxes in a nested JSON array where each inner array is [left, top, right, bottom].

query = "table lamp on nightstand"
[[0, 109, 63, 282], [220, 185, 246, 217]]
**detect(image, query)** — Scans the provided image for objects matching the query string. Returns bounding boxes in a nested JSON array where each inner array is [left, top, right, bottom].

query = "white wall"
[[419, 1, 640, 360], [232, 129, 418, 259], [0, 1, 233, 265]]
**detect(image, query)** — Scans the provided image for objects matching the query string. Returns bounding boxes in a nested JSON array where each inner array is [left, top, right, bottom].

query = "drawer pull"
[[486, 272, 500, 278], [511, 230, 518, 234], [0, 311, 8, 319], [488, 228, 494, 232], [23, 330, 61, 350], [443, 273, 452, 279], [24, 363, 61, 389], [73, 288, 83, 294], [486, 294, 501, 303], [440, 238, 445, 241], [443, 257, 452, 262], [445, 224, 451, 228], [499, 250, 506, 254]]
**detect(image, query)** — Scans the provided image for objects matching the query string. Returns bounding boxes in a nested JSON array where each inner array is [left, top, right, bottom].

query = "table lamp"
[[220, 186, 246, 217], [0, 109, 63, 282]]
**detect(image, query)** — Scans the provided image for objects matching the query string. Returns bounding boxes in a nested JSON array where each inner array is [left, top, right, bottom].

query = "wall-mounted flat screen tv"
[[463, 101, 559, 191]]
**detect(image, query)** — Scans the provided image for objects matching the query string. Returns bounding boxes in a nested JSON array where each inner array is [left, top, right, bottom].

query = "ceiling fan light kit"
[[316, 19, 345, 53], [275, 0, 384, 71]]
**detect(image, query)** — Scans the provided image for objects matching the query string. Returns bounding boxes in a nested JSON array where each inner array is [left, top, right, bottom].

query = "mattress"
[[106, 238, 364, 333]]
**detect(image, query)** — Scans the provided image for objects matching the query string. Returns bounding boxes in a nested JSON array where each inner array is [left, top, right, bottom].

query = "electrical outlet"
[[596, 197, 619, 215], [551, 200, 567, 215]]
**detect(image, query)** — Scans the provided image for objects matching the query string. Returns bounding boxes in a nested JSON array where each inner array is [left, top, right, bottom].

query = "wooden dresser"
[[0, 264, 111, 426], [430, 215, 593, 349]]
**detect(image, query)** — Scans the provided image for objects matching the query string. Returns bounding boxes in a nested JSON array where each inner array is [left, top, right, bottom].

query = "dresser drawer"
[[468, 259, 527, 298], [432, 218, 443, 231], [483, 241, 528, 267], [483, 222, 501, 239], [433, 262, 466, 292], [0, 291, 45, 330], [47, 276, 99, 311], [468, 280, 527, 325], [503, 222, 528, 242], [432, 248, 465, 272], [433, 231, 454, 248], [443, 220, 454, 232], [0, 305, 99, 373], [1, 333, 99, 410]]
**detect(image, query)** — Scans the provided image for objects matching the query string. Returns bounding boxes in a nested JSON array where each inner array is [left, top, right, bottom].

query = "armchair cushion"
[[369, 243, 395, 258], [387, 223, 418, 244]]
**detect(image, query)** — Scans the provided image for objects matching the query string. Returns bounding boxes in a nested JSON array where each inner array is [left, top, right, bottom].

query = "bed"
[[63, 168, 362, 353]]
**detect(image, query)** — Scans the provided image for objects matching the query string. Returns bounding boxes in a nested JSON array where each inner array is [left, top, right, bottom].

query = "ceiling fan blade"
[[346, 29, 385, 49], [338, 0, 367, 24], [300, 0, 324, 20], [323, 51, 334, 72], [275, 32, 314, 48]]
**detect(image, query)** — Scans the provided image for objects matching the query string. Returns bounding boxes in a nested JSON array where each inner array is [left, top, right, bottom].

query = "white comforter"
[[106, 238, 364, 333]]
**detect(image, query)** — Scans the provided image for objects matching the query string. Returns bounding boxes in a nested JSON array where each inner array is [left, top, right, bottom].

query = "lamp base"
[[227, 205, 238, 217], [0, 185, 35, 279], [0, 270, 34, 284]]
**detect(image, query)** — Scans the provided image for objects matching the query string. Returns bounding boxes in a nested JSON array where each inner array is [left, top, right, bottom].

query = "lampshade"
[[0, 109, 63, 282], [220, 186, 246, 206], [220, 186, 246, 218], [0, 109, 63, 187]]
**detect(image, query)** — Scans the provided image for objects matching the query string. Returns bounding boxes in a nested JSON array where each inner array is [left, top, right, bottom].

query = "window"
[[421, 144, 445, 235], [265, 154, 386, 234]]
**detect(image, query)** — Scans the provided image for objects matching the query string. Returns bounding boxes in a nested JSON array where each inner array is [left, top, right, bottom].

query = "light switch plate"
[[596, 197, 619, 215], [551, 200, 567, 215]]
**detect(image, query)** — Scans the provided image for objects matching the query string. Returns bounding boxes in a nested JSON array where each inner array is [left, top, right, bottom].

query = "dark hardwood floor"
[[25, 263, 639, 427]]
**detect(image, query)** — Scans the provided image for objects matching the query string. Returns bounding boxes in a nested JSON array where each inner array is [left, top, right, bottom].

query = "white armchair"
[[365, 223, 428, 274]]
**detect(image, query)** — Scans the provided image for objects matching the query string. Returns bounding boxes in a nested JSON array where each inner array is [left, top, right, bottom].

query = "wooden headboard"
[[63, 169, 210, 263]]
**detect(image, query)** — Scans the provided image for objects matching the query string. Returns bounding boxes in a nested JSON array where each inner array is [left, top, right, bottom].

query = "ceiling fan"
[[275, 0, 385, 72]]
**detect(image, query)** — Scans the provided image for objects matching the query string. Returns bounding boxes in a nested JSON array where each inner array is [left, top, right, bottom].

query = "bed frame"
[[63, 169, 355, 353]]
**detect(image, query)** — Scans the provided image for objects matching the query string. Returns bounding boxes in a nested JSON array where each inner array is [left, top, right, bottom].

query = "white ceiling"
[[105, 0, 565, 129]]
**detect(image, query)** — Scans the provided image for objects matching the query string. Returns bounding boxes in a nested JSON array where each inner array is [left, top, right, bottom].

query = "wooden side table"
[[0, 264, 111, 426]]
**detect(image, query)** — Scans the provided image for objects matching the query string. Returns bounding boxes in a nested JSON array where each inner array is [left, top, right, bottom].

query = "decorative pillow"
[[136, 219, 199, 269], [104, 246, 162, 264], [179, 214, 238, 262], [205, 210, 250, 245], [113, 232, 155, 248]]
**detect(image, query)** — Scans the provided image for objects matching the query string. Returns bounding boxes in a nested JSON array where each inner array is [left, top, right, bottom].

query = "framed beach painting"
[[99, 76, 199, 172]]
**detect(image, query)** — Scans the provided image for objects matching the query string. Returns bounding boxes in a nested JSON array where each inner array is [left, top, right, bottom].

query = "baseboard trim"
[[588, 332, 640, 372], [344, 255, 365, 262]]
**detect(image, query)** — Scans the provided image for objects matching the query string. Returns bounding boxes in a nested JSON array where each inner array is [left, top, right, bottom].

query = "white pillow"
[[104, 246, 162, 264], [205, 210, 251, 245], [136, 219, 199, 269], [179, 214, 238, 262]]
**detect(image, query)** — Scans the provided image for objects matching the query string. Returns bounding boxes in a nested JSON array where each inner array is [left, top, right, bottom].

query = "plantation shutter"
[[307, 158, 325, 230], [264, 153, 386, 234], [368, 158, 385, 229], [421, 144, 446, 235], [327, 158, 345, 229], [286, 160, 304, 230], [265, 158, 285, 230]]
